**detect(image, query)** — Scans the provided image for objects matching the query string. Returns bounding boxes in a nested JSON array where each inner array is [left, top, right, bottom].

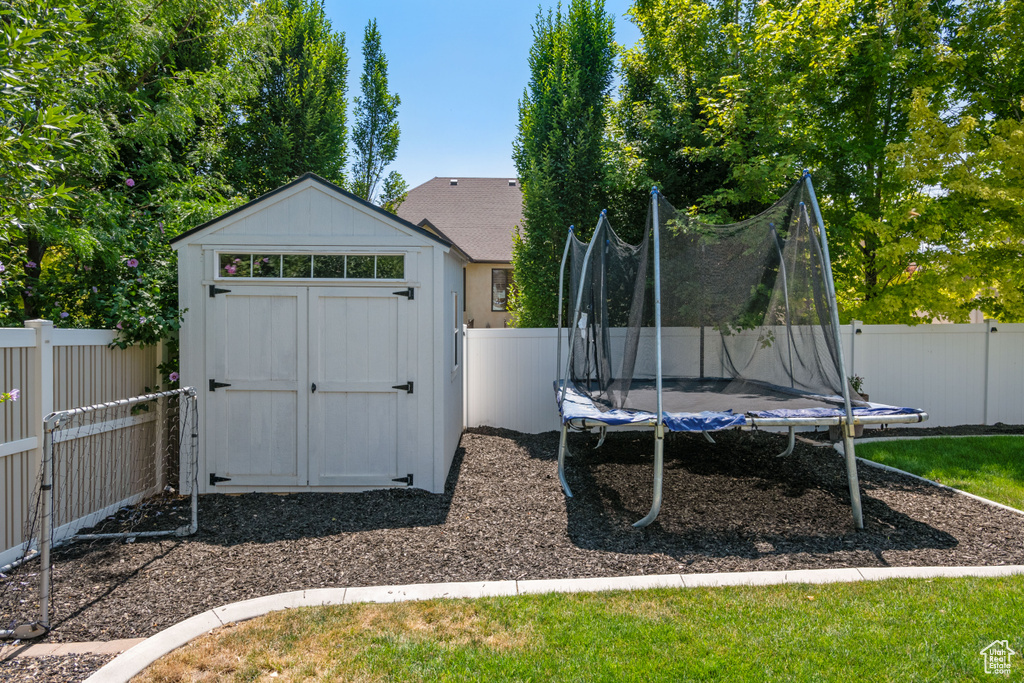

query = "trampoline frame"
[[554, 172, 928, 529]]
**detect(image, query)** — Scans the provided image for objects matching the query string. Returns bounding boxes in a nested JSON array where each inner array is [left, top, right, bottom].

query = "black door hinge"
[[209, 379, 232, 391], [209, 285, 232, 298], [210, 473, 231, 485], [391, 381, 414, 394], [392, 473, 413, 486], [392, 287, 414, 300]]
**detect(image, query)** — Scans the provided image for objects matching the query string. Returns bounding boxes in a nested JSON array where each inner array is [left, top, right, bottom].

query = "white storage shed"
[[171, 173, 467, 494]]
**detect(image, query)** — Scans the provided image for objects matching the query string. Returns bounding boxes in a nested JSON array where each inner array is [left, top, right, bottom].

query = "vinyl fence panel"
[[0, 322, 158, 566], [468, 323, 1024, 434]]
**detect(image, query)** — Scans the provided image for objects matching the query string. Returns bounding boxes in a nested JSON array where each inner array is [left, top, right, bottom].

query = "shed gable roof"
[[396, 177, 522, 262], [170, 173, 456, 251]]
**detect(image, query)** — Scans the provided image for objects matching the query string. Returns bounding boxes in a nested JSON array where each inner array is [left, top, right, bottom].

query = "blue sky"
[[323, 1, 642, 191]]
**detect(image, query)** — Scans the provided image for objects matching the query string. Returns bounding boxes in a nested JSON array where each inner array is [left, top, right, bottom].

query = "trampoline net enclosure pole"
[[556, 225, 574, 384], [560, 212, 605, 408], [634, 186, 665, 529], [804, 171, 864, 530]]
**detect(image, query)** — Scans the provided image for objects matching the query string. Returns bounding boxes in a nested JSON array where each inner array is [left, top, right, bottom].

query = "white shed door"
[[206, 286, 308, 486], [308, 287, 409, 486]]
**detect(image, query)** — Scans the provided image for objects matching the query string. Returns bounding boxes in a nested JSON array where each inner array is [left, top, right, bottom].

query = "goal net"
[[0, 387, 198, 640]]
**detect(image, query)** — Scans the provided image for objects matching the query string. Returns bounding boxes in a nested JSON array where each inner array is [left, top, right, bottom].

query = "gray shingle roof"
[[396, 177, 522, 262]]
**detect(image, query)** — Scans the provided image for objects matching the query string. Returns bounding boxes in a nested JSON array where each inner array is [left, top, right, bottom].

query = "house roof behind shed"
[[396, 177, 522, 262]]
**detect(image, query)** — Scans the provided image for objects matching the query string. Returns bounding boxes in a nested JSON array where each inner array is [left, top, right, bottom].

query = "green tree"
[[350, 19, 403, 205], [511, 0, 615, 327], [0, 0, 96, 319], [222, 0, 349, 198], [2, 0, 275, 345], [887, 0, 1024, 322], [618, 0, 1005, 324]]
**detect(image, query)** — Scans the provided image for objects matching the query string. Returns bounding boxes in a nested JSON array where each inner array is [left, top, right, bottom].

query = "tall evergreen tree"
[[511, 0, 615, 328], [351, 19, 403, 206], [223, 0, 348, 197]]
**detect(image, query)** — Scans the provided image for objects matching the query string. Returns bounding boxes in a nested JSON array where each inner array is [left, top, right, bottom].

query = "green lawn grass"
[[856, 436, 1024, 511], [139, 576, 1024, 682]]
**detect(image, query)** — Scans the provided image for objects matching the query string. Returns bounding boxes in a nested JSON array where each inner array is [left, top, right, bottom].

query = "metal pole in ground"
[[635, 187, 665, 528], [804, 172, 863, 530], [39, 414, 56, 633], [188, 391, 199, 535]]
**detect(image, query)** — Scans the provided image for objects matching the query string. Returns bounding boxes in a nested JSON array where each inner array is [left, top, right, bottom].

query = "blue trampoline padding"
[[556, 382, 747, 432], [748, 405, 924, 419], [556, 382, 923, 432]]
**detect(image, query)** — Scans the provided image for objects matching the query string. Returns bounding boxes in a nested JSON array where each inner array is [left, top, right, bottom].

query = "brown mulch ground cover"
[[2, 425, 1023, 680]]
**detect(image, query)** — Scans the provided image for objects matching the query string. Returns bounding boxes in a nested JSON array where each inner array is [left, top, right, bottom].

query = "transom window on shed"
[[218, 253, 404, 280]]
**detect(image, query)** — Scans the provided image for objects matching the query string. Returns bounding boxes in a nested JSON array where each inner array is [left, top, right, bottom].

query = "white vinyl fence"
[[0, 321, 158, 566], [465, 321, 1024, 434]]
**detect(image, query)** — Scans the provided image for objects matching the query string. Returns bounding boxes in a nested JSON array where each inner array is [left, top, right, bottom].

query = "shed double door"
[[206, 285, 412, 488]]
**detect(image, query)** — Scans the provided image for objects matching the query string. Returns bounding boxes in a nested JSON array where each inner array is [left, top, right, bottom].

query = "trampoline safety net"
[[566, 177, 864, 418]]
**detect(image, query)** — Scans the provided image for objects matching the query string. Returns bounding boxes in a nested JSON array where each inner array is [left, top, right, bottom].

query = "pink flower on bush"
[[91, 286, 98, 293], [116, 321, 123, 330], [126, 178, 135, 188], [139, 316, 146, 323], [10, 389, 19, 401], [127, 258, 139, 268], [225, 265, 237, 274], [0, 261, 5, 273], [169, 372, 179, 382], [1, 388, 19, 403], [59, 311, 69, 319], [26, 261, 36, 269]]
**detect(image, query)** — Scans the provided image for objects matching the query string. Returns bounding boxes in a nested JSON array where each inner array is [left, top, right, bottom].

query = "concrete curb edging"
[[835, 439, 1024, 517], [85, 564, 1024, 683]]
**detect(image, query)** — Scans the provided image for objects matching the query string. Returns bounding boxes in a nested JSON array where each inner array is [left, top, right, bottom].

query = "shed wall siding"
[[175, 177, 455, 495], [214, 186, 413, 241]]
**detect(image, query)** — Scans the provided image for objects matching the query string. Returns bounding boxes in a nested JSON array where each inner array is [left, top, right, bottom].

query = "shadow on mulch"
[[79, 447, 469, 546], [4, 424, 1022, 654], [500, 427, 958, 562]]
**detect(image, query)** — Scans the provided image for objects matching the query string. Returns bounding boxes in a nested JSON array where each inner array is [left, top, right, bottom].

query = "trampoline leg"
[[633, 423, 665, 528], [557, 424, 573, 498], [842, 425, 864, 530], [595, 427, 607, 449], [775, 427, 795, 458], [702, 431, 715, 444]]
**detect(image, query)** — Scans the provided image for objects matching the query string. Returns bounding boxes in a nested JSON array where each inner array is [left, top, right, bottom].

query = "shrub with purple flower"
[[127, 258, 139, 268], [0, 388, 19, 403]]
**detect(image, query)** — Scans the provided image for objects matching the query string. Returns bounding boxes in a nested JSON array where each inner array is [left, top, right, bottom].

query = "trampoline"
[[554, 172, 927, 529]]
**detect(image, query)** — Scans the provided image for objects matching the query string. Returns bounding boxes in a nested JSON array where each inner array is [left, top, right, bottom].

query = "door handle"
[[311, 382, 317, 393]]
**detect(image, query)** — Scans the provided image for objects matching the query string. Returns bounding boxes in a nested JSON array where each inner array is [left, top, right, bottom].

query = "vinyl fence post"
[[983, 318, 997, 425], [25, 319, 54, 509], [155, 340, 167, 493]]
